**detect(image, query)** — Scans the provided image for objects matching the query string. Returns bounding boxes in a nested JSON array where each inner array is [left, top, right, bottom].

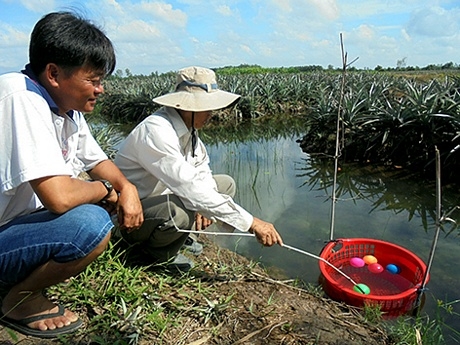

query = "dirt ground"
[[0, 236, 391, 345]]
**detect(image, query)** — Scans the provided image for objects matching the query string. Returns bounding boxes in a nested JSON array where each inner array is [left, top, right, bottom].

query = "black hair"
[[29, 11, 116, 76]]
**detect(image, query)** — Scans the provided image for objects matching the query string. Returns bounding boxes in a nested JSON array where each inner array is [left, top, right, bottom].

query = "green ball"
[[353, 283, 370, 295]]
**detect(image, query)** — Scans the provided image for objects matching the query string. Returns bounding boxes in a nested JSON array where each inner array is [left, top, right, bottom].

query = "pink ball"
[[368, 263, 384, 274], [350, 257, 365, 268]]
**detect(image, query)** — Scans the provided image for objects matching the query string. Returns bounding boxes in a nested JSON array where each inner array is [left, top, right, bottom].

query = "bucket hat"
[[152, 66, 240, 112]]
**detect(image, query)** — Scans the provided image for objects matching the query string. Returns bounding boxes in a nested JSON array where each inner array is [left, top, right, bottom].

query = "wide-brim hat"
[[152, 66, 241, 112]]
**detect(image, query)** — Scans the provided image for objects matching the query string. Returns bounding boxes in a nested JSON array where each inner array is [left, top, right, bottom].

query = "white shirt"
[[114, 107, 253, 232], [0, 71, 108, 226]]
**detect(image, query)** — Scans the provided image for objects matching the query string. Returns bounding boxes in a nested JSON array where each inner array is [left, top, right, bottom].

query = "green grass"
[[43, 242, 215, 344], [38, 240, 262, 344], [385, 298, 460, 345], [61, 243, 459, 344], [2, 236, 457, 344]]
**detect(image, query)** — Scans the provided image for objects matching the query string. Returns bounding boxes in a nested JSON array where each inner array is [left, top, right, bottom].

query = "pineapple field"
[[92, 69, 460, 183]]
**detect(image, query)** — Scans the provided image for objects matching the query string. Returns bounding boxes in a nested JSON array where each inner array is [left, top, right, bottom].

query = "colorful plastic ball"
[[349, 257, 365, 268], [368, 263, 384, 274], [353, 283, 370, 295], [363, 255, 378, 265], [386, 264, 401, 274]]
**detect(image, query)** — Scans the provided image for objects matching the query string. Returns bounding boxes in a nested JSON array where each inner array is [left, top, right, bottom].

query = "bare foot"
[[1, 289, 79, 331]]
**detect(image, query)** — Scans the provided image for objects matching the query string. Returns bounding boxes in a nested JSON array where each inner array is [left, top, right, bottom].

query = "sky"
[[0, 0, 459, 75]]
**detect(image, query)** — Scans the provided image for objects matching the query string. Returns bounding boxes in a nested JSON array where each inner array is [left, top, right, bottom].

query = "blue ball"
[[386, 264, 400, 274]]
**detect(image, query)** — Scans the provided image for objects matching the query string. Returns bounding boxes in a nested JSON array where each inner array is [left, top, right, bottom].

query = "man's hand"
[[88, 160, 143, 233], [116, 183, 143, 233], [195, 213, 213, 231], [250, 217, 283, 247]]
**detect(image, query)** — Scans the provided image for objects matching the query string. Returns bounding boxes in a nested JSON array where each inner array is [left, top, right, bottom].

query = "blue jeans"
[[0, 204, 113, 288]]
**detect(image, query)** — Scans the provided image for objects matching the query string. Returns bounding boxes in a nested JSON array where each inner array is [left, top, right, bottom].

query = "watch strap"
[[98, 179, 113, 201]]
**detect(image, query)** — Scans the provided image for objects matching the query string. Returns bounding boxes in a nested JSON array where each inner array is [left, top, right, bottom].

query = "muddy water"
[[206, 135, 460, 343]]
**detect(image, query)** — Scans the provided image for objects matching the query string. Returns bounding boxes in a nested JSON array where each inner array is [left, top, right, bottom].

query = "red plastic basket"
[[319, 238, 428, 317]]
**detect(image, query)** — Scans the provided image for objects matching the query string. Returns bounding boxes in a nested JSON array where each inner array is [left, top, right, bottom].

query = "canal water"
[[205, 133, 460, 343]]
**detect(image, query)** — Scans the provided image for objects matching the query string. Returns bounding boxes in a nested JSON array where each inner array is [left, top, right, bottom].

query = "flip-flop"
[[0, 304, 83, 339]]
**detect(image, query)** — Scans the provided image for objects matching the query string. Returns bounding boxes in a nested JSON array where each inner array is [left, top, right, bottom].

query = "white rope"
[[282, 244, 359, 286], [166, 195, 360, 288], [178, 228, 254, 237]]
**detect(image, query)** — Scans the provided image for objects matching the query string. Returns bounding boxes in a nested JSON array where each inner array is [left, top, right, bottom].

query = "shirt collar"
[[164, 106, 190, 138], [21, 64, 74, 117]]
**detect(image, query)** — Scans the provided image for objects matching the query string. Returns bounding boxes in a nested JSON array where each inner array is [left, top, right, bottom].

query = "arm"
[[133, 119, 253, 232], [74, 113, 143, 230], [88, 159, 143, 231], [30, 175, 112, 214], [30, 160, 143, 231]]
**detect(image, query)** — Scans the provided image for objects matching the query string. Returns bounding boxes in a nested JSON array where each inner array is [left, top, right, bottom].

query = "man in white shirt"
[[114, 66, 283, 272], [0, 12, 143, 338]]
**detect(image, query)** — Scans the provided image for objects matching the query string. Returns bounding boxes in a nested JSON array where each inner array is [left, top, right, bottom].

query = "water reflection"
[[204, 132, 459, 343], [300, 158, 450, 232]]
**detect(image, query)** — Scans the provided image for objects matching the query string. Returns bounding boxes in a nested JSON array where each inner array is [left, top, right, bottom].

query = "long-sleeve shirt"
[[114, 106, 253, 232]]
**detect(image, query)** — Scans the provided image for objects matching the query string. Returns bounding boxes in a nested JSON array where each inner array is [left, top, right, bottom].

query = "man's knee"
[[92, 232, 111, 257], [165, 202, 194, 230], [120, 199, 192, 249], [53, 204, 113, 262], [0, 205, 112, 286], [214, 174, 236, 197], [141, 197, 193, 230]]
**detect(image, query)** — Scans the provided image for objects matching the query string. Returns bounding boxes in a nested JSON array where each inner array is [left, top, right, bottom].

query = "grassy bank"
[[2, 234, 458, 344], [1, 236, 393, 345]]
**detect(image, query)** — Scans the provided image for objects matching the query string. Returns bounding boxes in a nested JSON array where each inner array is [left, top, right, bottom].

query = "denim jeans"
[[0, 204, 113, 287]]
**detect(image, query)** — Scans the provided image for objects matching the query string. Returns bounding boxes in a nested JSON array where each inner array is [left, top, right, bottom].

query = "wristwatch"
[[99, 179, 113, 201]]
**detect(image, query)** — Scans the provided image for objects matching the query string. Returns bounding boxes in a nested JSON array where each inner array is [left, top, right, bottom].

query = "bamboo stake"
[[329, 34, 358, 241], [329, 34, 346, 241], [413, 147, 442, 314]]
